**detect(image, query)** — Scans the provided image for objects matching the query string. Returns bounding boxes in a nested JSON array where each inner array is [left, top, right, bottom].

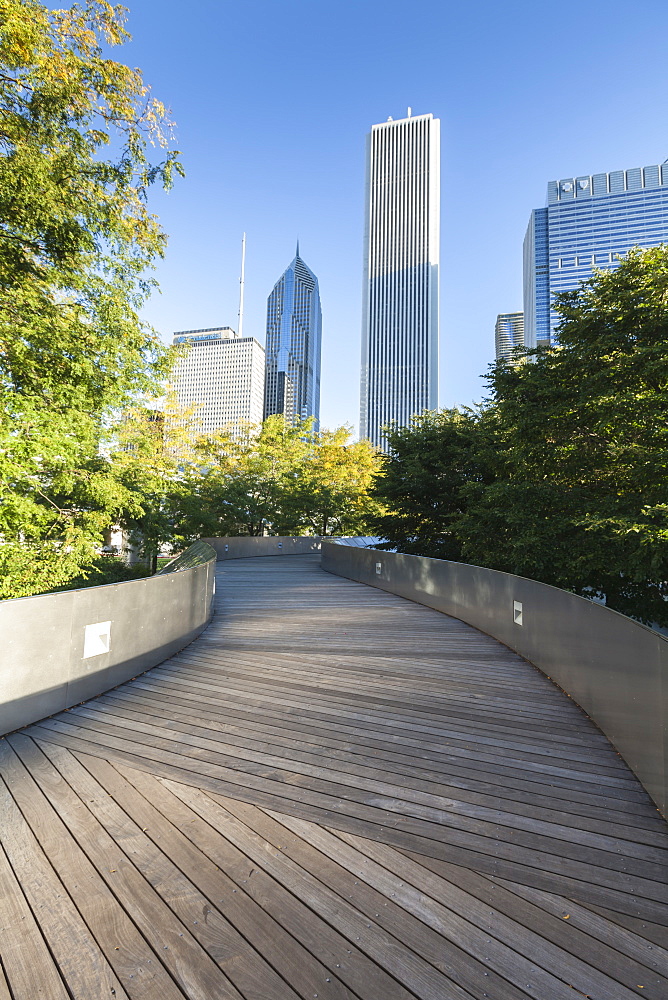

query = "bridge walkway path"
[[1, 554, 667, 999]]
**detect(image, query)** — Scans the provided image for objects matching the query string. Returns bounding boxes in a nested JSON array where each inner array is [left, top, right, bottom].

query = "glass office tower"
[[264, 246, 322, 429], [495, 312, 525, 362], [524, 163, 668, 347], [360, 112, 440, 448]]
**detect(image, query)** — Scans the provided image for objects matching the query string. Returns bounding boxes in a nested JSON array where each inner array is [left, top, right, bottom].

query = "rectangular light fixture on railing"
[[83, 621, 111, 658]]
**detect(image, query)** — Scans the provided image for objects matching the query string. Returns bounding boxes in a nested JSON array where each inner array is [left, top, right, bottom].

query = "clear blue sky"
[[119, 0, 668, 434]]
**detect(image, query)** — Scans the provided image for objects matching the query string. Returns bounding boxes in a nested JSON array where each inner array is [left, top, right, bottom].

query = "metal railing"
[[0, 542, 216, 736], [322, 539, 668, 819]]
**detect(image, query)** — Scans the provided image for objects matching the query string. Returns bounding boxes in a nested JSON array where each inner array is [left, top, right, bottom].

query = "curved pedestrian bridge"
[[1, 555, 667, 999]]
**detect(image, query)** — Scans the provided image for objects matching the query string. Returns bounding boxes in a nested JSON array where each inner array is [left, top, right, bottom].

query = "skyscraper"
[[360, 111, 440, 448], [524, 163, 668, 347], [171, 327, 265, 439], [495, 312, 525, 362], [264, 246, 322, 429]]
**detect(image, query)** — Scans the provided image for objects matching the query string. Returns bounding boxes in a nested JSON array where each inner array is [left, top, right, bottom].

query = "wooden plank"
[[64, 701, 652, 846], [67, 747, 350, 1000], [147, 665, 635, 774], [169, 650, 603, 732], [123, 668, 650, 801], [8, 552, 664, 1000], [123, 666, 624, 771], [0, 740, 182, 1000], [295, 819, 658, 999], [0, 775, 129, 1000], [205, 568, 616, 732], [29, 719, 668, 925], [163, 779, 473, 1000], [74, 698, 667, 865], [101, 674, 613, 777], [170, 624, 599, 712], [96, 683, 668, 848], [223, 798, 575, 1000], [0, 960, 11, 1000], [486, 877, 668, 977], [37, 741, 304, 1000], [169, 649, 626, 757], [132, 659, 639, 764], [104, 675, 616, 755], [0, 835, 70, 1000], [108, 681, 666, 836], [109, 757, 409, 1000], [5, 734, 240, 1000], [401, 844, 668, 937], [574, 901, 668, 950], [34, 711, 668, 895], [163, 664, 600, 740], [117, 764, 426, 1000]]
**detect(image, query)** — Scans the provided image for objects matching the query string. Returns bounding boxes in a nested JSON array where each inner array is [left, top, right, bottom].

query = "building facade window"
[[170, 327, 266, 440], [360, 112, 440, 449], [264, 247, 322, 430], [524, 164, 668, 347]]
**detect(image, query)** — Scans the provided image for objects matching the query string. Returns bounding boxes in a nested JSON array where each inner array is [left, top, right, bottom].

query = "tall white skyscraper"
[[360, 112, 440, 448], [171, 327, 265, 439]]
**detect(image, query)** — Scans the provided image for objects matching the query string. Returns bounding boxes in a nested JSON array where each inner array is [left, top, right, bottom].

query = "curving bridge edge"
[[1, 534, 664, 818], [0, 541, 216, 736], [322, 538, 668, 819]]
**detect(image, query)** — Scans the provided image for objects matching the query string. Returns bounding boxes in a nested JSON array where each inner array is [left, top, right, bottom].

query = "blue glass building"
[[524, 163, 668, 347], [264, 246, 322, 429]]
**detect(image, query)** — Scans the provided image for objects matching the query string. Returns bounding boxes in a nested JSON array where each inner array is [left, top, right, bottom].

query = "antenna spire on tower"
[[238, 232, 246, 338], [296, 238, 300, 258]]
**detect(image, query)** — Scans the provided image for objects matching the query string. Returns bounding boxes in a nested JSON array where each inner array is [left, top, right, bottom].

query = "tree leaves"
[[0, 0, 182, 598], [370, 408, 500, 560], [175, 416, 384, 541], [373, 248, 668, 626]]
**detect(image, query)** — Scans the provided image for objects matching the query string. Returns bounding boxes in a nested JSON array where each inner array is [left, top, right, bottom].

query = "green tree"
[[372, 248, 668, 625], [108, 396, 199, 570], [284, 425, 384, 536], [176, 416, 384, 540], [0, 0, 183, 597], [178, 416, 313, 538], [370, 408, 499, 558], [461, 246, 668, 623]]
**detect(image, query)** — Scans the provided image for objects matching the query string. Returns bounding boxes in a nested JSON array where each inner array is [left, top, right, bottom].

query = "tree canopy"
[[0, 0, 183, 597], [372, 247, 668, 626], [175, 416, 384, 542], [0, 0, 381, 601], [369, 407, 499, 560]]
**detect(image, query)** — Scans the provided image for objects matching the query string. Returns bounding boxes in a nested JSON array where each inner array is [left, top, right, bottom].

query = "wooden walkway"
[[1, 554, 667, 999]]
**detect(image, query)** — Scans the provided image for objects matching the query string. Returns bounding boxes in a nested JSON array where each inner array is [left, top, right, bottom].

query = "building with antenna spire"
[[264, 245, 322, 429], [237, 232, 247, 338], [169, 234, 266, 442]]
